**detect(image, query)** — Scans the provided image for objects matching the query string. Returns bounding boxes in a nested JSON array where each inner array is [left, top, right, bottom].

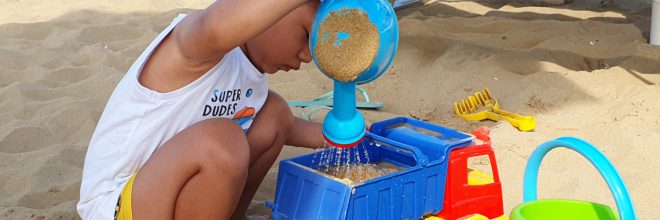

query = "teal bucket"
[[510, 137, 636, 220]]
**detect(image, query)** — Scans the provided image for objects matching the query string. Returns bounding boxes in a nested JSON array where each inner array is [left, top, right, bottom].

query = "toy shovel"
[[454, 88, 536, 131]]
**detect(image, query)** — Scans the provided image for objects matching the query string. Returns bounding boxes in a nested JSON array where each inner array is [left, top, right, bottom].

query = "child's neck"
[[240, 43, 265, 73]]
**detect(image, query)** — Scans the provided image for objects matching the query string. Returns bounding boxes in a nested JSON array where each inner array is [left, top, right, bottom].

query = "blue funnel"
[[310, 0, 399, 148]]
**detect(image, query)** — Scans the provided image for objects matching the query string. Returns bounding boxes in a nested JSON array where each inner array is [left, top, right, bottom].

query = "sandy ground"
[[1, 0, 659, 219]]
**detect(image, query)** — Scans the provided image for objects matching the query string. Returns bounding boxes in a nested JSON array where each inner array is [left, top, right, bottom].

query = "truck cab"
[[435, 127, 505, 220]]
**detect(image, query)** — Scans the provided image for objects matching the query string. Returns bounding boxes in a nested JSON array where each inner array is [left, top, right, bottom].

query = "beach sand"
[[1, 0, 659, 219]]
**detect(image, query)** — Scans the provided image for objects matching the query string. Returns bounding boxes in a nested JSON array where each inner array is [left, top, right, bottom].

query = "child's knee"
[[201, 140, 250, 179], [265, 91, 295, 125], [189, 118, 251, 173]]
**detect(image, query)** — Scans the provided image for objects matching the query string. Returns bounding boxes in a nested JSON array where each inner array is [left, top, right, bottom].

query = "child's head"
[[244, 0, 319, 74]]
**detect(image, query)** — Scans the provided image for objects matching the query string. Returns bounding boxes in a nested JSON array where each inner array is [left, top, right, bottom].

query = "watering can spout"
[[310, 0, 399, 147], [321, 81, 366, 148]]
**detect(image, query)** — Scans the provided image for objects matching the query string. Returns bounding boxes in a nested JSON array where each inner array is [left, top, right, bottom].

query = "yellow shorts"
[[114, 175, 136, 220]]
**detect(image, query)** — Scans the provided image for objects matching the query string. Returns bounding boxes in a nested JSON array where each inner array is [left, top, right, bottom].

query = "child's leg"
[[129, 90, 321, 220], [231, 91, 304, 219], [130, 118, 251, 220]]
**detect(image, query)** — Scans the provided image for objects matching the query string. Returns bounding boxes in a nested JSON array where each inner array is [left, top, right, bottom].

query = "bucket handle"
[[523, 137, 636, 220]]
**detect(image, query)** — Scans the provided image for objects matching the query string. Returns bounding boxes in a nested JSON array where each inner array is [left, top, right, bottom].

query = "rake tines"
[[454, 88, 493, 116]]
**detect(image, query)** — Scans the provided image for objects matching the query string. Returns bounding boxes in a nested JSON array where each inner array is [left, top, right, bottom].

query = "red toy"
[[435, 127, 505, 220]]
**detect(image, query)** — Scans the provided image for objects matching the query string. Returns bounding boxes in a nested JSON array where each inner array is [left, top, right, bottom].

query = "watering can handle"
[[522, 137, 636, 220]]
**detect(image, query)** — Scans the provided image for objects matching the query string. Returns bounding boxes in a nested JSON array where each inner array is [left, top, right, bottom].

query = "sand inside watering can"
[[314, 9, 380, 82]]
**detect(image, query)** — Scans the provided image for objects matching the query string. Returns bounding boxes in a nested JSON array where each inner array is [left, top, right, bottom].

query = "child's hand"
[[365, 118, 373, 132]]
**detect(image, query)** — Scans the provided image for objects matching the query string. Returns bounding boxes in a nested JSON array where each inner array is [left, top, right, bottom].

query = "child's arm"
[[176, 0, 309, 61], [139, 0, 310, 92], [286, 117, 326, 148]]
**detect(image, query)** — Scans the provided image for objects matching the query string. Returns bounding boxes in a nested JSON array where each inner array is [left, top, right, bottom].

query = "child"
[[77, 0, 325, 219]]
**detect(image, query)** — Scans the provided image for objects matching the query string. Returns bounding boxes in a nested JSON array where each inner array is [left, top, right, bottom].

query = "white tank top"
[[77, 14, 269, 219]]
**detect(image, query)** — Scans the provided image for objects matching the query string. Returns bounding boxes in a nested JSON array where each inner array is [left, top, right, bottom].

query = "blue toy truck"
[[266, 117, 474, 220]]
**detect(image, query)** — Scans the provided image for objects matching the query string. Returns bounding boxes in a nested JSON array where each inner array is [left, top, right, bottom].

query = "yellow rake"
[[454, 88, 536, 132]]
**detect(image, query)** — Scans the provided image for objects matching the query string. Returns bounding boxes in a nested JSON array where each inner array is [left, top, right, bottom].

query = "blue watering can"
[[310, 0, 399, 148]]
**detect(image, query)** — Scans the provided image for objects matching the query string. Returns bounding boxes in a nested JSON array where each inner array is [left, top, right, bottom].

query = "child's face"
[[245, 1, 319, 74]]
